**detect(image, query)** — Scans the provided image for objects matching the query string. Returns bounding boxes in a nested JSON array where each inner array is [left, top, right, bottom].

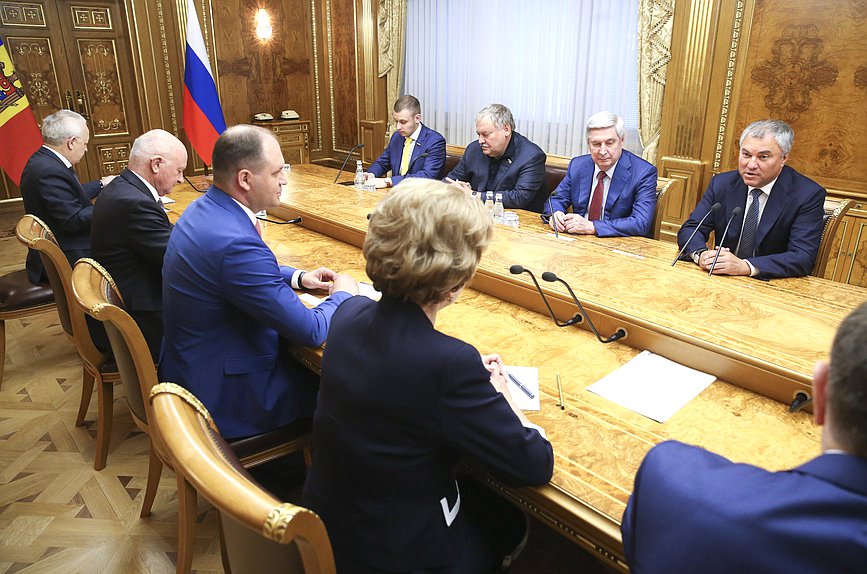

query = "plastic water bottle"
[[354, 160, 364, 190], [484, 191, 494, 216], [493, 193, 505, 223]]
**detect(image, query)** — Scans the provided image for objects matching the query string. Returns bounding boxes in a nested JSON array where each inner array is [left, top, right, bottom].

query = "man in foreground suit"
[[677, 119, 825, 278], [544, 111, 657, 237], [90, 130, 187, 360], [20, 109, 114, 284], [445, 103, 546, 210], [621, 301, 867, 573], [364, 95, 445, 188], [160, 125, 358, 440]]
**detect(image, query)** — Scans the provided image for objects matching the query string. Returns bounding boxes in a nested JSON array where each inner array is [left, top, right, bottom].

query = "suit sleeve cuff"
[[290, 269, 306, 289], [745, 259, 758, 277]]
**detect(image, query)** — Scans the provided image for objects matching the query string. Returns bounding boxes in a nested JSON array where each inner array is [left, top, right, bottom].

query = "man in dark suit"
[[621, 301, 867, 573], [20, 109, 114, 284], [90, 130, 187, 360], [677, 119, 825, 279], [364, 94, 446, 188], [544, 111, 658, 237], [445, 103, 546, 210], [159, 124, 358, 440]]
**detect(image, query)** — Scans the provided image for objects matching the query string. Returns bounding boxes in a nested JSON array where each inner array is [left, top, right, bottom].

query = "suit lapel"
[[723, 179, 749, 249], [410, 126, 427, 165], [40, 147, 88, 200], [605, 152, 632, 214], [755, 167, 791, 247]]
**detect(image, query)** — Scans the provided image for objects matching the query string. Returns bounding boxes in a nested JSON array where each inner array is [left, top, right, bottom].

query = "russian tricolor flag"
[[183, 0, 226, 166]]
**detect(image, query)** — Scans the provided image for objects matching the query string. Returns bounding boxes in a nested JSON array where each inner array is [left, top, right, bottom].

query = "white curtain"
[[404, 0, 641, 157]]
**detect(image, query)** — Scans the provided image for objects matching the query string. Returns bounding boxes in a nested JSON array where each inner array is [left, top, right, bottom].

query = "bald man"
[[90, 129, 188, 360]]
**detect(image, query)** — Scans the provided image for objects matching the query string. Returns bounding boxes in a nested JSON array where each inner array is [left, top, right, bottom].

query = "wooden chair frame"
[[812, 198, 853, 278]]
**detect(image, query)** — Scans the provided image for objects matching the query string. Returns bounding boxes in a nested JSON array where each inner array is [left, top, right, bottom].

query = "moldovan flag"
[[183, 0, 226, 166], [0, 36, 42, 186]]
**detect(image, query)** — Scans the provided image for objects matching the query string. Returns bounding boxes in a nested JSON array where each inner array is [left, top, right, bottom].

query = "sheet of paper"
[[298, 292, 324, 306], [504, 366, 541, 411], [586, 350, 716, 423], [159, 196, 176, 204], [358, 281, 381, 301]]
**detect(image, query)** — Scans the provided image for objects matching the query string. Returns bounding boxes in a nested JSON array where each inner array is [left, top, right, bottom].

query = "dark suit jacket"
[[91, 169, 172, 360], [303, 296, 553, 572], [158, 186, 352, 439], [544, 150, 658, 237], [621, 440, 867, 574], [20, 146, 102, 284], [368, 124, 446, 184], [677, 165, 825, 279], [445, 131, 546, 210]]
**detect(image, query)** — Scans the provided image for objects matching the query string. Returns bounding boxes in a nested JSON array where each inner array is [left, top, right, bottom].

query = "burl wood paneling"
[[213, 0, 317, 146], [329, 0, 358, 151], [733, 0, 867, 194]]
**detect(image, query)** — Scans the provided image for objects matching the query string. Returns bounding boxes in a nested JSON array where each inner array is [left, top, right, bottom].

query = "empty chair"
[[150, 382, 335, 574], [15, 214, 120, 469]]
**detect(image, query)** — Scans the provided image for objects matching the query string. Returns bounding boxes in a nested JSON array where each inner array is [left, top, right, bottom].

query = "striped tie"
[[737, 188, 762, 259], [587, 171, 606, 221]]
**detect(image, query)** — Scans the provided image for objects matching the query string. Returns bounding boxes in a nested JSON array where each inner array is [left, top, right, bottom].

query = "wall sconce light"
[[255, 8, 272, 40]]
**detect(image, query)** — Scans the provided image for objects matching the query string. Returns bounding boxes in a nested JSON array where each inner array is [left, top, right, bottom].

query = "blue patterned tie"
[[737, 188, 762, 259]]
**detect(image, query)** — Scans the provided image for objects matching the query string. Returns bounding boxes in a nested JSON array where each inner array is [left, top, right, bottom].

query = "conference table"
[[170, 165, 866, 571]]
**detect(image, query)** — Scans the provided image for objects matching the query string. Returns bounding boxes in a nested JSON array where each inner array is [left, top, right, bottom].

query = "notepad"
[[504, 366, 540, 411], [586, 350, 716, 422]]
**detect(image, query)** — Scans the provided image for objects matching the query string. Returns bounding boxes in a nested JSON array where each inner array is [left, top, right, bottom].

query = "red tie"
[[587, 171, 606, 221]]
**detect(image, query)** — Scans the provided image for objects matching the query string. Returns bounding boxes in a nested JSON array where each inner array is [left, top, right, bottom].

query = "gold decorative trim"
[[0, 2, 45, 27], [70, 5, 112, 30], [77, 38, 130, 137], [713, 0, 745, 172], [17, 214, 56, 246], [262, 502, 298, 541], [77, 257, 118, 290], [326, 0, 345, 153], [310, 0, 323, 152], [150, 382, 214, 425], [156, 0, 178, 133]]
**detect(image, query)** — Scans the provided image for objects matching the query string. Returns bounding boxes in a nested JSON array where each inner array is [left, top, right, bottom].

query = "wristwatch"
[[691, 248, 707, 264]]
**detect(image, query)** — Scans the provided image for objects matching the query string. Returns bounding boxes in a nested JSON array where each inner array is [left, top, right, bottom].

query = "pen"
[[556, 372, 565, 410], [507, 372, 535, 399]]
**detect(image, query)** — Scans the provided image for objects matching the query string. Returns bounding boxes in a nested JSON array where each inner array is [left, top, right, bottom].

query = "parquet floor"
[[0, 234, 608, 574], [0, 237, 223, 573]]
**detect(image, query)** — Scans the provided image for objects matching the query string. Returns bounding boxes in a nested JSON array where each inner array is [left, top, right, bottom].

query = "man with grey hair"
[[20, 109, 115, 284], [544, 111, 658, 237], [445, 103, 546, 210], [678, 119, 825, 279], [90, 129, 187, 359]]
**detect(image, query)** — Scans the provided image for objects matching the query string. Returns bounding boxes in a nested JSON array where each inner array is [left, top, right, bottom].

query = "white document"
[[504, 366, 541, 411], [358, 281, 382, 301], [298, 292, 324, 306], [159, 195, 176, 204], [586, 350, 716, 423]]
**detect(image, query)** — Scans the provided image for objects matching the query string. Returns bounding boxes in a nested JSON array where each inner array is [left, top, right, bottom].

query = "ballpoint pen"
[[507, 372, 535, 399], [556, 372, 565, 410]]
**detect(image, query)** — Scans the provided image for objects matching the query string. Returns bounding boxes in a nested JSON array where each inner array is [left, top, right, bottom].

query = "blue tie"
[[737, 189, 762, 259]]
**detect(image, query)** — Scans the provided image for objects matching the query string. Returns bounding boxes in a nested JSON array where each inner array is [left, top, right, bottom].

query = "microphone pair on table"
[[334, 144, 429, 185], [509, 265, 626, 344], [671, 202, 742, 276]]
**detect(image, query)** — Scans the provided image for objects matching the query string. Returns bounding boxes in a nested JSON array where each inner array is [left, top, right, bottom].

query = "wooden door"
[[0, 0, 141, 198]]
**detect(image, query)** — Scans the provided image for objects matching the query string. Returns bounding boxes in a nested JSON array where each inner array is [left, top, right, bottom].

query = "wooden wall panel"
[[731, 0, 867, 197], [328, 0, 358, 152]]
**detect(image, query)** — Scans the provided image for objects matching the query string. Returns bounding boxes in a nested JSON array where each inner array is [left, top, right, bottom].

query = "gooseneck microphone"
[[546, 191, 560, 239], [333, 143, 365, 183], [541, 271, 627, 344], [707, 206, 742, 276], [671, 202, 722, 266], [509, 265, 582, 327], [404, 152, 429, 176]]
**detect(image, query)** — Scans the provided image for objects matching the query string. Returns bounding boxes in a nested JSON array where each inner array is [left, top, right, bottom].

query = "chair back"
[[70, 258, 154, 426], [652, 177, 679, 240], [149, 383, 336, 574], [15, 215, 106, 369], [812, 197, 853, 278]]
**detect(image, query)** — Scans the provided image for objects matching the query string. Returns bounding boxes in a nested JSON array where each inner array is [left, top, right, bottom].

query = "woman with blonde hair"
[[303, 179, 553, 573]]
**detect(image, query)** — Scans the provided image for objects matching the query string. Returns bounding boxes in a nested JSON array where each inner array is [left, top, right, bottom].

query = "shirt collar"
[[230, 197, 259, 228], [593, 159, 619, 181], [129, 170, 160, 202], [752, 177, 778, 197], [42, 145, 72, 169], [408, 123, 422, 142]]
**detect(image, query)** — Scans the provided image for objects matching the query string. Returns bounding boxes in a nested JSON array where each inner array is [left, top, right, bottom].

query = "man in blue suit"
[[159, 125, 358, 440], [20, 109, 115, 284], [544, 111, 657, 237], [621, 301, 867, 573], [364, 95, 445, 188], [677, 119, 825, 279], [445, 103, 546, 210]]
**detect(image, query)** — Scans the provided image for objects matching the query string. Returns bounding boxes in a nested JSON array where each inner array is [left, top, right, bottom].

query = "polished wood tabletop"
[[167, 167, 865, 571]]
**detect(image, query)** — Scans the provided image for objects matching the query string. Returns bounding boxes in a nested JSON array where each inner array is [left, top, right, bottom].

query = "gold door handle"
[[64, 90, 74, 111], [75, 90, 90, 120]]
